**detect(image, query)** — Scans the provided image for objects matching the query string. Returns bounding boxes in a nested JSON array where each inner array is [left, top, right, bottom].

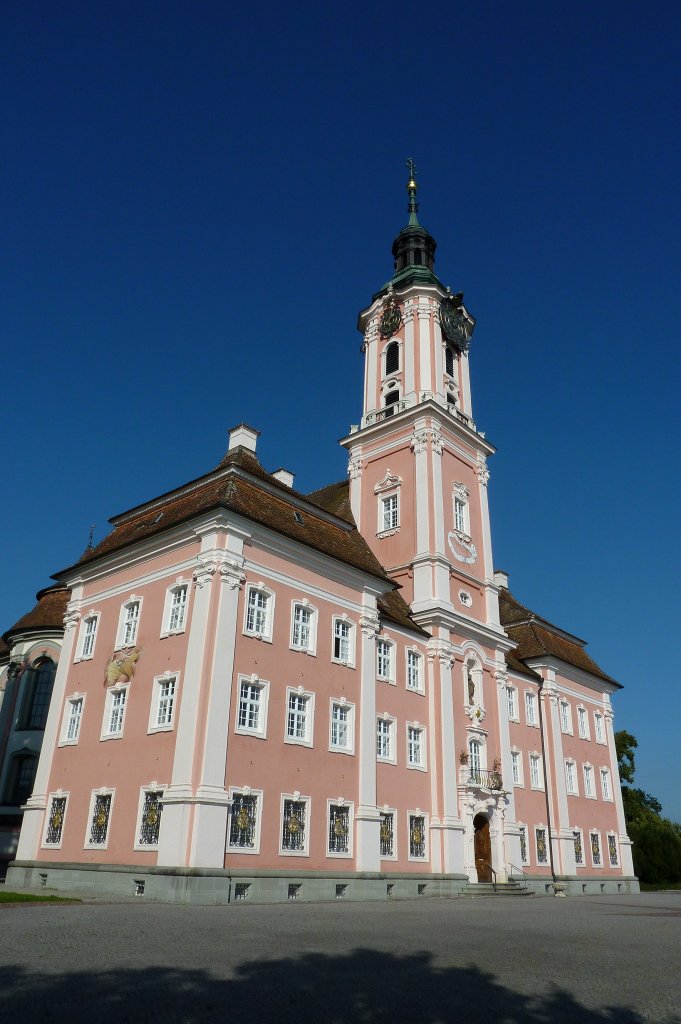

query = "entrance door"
[[474, 813, 492, 882]]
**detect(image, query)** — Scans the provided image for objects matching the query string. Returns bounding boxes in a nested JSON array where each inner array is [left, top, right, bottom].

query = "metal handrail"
[[507, 862, 529, 890], [478, 860, 497, 891]]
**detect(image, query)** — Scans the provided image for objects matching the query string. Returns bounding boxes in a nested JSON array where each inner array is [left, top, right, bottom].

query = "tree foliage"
[[615, 730, 681, 885]]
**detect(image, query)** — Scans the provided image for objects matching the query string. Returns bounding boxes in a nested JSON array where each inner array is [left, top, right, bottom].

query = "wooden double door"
[[474, 813, 492, 882]]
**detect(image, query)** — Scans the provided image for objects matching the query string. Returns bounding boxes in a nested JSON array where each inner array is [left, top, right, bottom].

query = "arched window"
[[445, 346, 455, 376], [21, 658, 56, 730], [384, 390, 400, 418], [385, 342, 399, 375], [413, 249, 422, 265], [5, 751, 38, 806]]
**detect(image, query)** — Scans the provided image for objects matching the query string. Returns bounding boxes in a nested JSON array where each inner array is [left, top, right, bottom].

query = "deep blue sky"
[[2, 3, 679, 817]]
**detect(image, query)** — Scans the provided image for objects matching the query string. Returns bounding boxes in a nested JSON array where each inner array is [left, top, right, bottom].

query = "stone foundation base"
[[521, 874, 640, 896], [6, 861, 469, 904]]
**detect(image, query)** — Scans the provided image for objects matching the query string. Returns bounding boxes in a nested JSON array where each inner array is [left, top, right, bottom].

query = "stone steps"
[[459, 881, 534, 898]]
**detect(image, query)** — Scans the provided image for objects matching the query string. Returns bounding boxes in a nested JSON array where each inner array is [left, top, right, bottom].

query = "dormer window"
[[385, 341, 399, 375]]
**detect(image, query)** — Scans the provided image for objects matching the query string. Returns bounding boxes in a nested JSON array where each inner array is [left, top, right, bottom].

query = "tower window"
[[384, 390, 400, 417], [413, 249, 422, 265], [445, 347, 455, 376], [385, 342, 399, 375]]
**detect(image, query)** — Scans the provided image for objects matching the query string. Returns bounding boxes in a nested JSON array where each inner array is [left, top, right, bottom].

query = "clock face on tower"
[[379, 299, 402, 339], [439, 295, 471, 352]]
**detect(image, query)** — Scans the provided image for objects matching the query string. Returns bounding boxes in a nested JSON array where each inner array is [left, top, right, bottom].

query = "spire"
[[406, 157, 419, 226], [390, 160, 438, 282]]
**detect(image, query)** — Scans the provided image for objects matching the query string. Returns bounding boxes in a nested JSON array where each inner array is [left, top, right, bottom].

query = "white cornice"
[[410, 601, 515, 653], [340, 399, 495, 456], [524, 655, 620, 694]]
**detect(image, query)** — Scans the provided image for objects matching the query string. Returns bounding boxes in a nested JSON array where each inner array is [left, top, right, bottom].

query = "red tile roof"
[[3, 585, 70, 645]]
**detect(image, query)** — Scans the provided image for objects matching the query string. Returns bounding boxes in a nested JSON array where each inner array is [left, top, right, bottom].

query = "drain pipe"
[[537, 678, 557, 884]]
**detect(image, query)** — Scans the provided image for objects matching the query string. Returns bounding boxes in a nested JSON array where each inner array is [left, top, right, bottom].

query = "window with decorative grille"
[[138, 791, 163, 846], [573, 830, 584, 865], [380, 812, 394, 857], [282, 799, 306, 852], [328, 804, 350, 854], [229, 793, 258, 849], [385, 341, 399, 375], [591, 831, 601, 866], [45, 796, 67, 845], [89, 794, 112, 845], [519, 825, 528, 864], [409, 815, 426, 859], [608, 834, 618, 866], [536, 827, 548, 864]]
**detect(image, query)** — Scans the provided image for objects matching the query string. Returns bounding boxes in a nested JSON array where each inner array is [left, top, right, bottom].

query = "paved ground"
[[1, 891, 680, 1023]]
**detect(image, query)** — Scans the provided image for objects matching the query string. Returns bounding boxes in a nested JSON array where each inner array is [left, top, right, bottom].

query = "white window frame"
[[518, 823, 530, 865], [226, 786, 263, 855], [378, 491, 400, 535], [506, 685, 519, 721], [607, 832, 619, 867], [525, 691, 538, 727], [243, 583, 275, 642], [406, 649, 424, 693], [573, 828, 585, 866], [577, 705, 590, 740], [326, 799, 354, 859], [529, 751, 544, 790], [376, 714, 396, 764], [59, 693, 86, 746], [161, 580, 189, 637], [290, 599, 317, 655], [148, 672, 179, 733], [84, 788, 115, 850], [594, 711, 606, 744], [284, 687, 315, 747], [133, 784, 167, 851], [511, 748, 523, 786], [565, 758, 579, 795], [329, 698, 355, 755], [234, 675, 270, 740], [583, 763, 596, 799], [406, 722, 427, 771], [600, 767, 613, 801], [331, 615, 355, 667], [279, 792, 310, 857], [590, 829, 602, 867], [407, 810, 428, 862], [559, 699, 573, 735], [76, 612, 100, 661], [376, 638, 395, 683], [101, 685, 129, 740], [117, 596, 142, 649], [379, 806, 397, 861], [42, 791, 69, 849]]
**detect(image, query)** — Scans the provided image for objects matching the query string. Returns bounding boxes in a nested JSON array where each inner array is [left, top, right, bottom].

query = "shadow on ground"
[[0, 949, 675, 1024]]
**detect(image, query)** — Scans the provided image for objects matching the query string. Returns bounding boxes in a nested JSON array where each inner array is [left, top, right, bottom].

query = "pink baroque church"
[[8, 171, 637, 902]]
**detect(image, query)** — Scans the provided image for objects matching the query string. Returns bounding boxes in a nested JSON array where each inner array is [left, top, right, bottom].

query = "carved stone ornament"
[[63, 606, 81, 632], [359, 613, 380, 640], [477, 460, 490, 487], [218, 559, 246, 590], [410, 428, 443, 455], [453, 481, 469, 502], [448, 531, 478, 565], [494, 669, 509, 688], [459, 590, 473, 608], [410, 431, 429, 454], [379, 292, 402, 339], [374, 470, 402, 494], [348, 457, 362, 480], [465, 703, 486, 723], [193, 559, 217, 589]]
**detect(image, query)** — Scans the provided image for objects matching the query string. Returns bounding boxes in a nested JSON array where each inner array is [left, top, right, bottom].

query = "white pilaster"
[[355, 601, 380, 871], [403, 301, 416, 402], [494, 667, 521, 877], [434, 640, 464, 873], [363, 322, 379, 421], [542, 678, 576, 875], [418, 301, 432, 396], [604, 705, 635, 876], [348, 448, 362, 529], [411, 426, 431, 602]]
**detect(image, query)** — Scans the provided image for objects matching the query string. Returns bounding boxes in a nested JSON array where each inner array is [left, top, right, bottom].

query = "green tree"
[[615, 729, 637, 784]]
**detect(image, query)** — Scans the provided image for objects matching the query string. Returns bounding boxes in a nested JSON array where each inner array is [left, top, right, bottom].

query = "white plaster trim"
[[328, 697, 355, 756], [100, 684, 129, 741], [133, 784, 168, 852], [326, 799, 354, 859], [83, 788, 115, 850], [226, 786, 264, 856], [234, 675, 270, 741], [148, 672, 180, 734], [58, 692, 86, 747], [406, 722, 427, 771], [279, 792, 311, 857], [289, 599, 318, 656], [283, 687, 315, 748], [41, 790, 70, 850], [379, 806, 398, 861]]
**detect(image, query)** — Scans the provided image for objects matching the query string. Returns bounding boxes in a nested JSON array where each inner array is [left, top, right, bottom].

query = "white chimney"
[[273, 468, 295, 488], [228, 423, 260, 453], [494, 569, 509, 590]]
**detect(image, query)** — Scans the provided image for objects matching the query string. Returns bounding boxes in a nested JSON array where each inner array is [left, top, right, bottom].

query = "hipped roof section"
[[498, 587, 619, 687], [3, 585, 71, 646], [55, 448, 428, 639]]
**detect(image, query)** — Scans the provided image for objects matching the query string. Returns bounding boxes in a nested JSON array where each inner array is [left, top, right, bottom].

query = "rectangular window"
[[560, 700, 572, 734], [409, 814, 426, 859], [333, 618, 353, 664], [406, 651, 423, 691], [525, 692, 538, 726], [376, 718, 393, 761], [584, 764, 595, 798], [600, 768, 612, 801], [65, 697, 83, 743], [380, 493, 399, 532], [245, 588, 271, 638], [511, 750, 522, 785], [281, 798, 307, 853], [454, 497, 466, 534], [328, 803, 351, 855], [506, 686, 518, 720], [608, 834, 619, 867], [44, 795, 67, 846], [286, 691, 312, 744], [535, 827, 548, 865], [407, 725, 425, 768], [565, 760, 578, 794], [104, 688, 127, 737], [79, 616, 98, 659], [529, 753, 542, 789], [291, 603, 314, 652], [330, 701, 352, 752], [380, 811, 395, 858], [88, 792, 112, 846], [578, 707, 589, 739], [229, 792, 259, 850], [167, 585, 188, 633], [573, 830, 584, 865], [138, 790, 163, 846], [376, 639, 393, 681], [594, 713, 605, 744], [590, 831, 602, 866], [519, 825, 529, 865], [152, 676, 176, 729], [120, 601, 140, 647]]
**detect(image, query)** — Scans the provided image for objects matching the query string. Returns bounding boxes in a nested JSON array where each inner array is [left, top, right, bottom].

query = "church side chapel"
[[7, 167, 636, 901]]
